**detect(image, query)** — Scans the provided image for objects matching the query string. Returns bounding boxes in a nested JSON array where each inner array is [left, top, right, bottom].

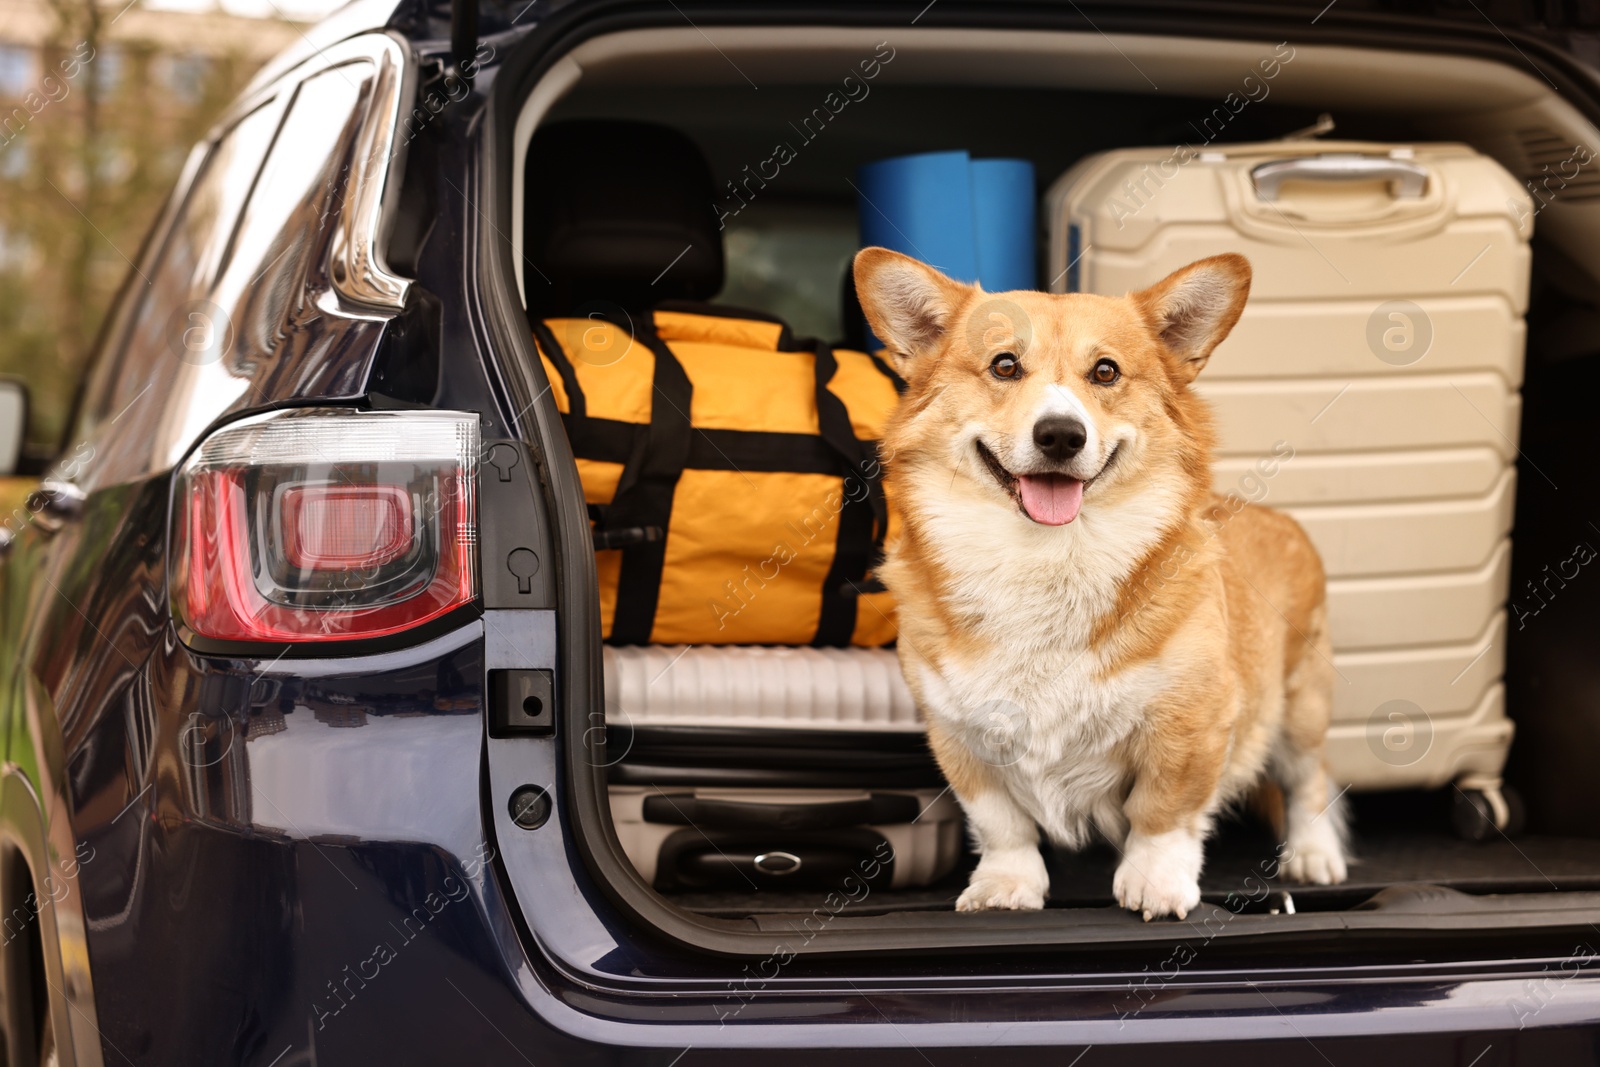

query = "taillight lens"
[[172, 408, 479, 644]]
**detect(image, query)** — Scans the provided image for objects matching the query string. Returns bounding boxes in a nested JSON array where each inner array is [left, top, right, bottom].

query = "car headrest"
[[524, 120, 724, 316]]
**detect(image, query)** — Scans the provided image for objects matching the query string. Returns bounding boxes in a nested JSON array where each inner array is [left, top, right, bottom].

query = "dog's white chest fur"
[[908, 494, 1178, 848], [918, 646, 1168, 849]]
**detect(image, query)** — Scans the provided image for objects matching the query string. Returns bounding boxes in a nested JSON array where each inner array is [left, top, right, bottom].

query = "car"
[[5, 0, 1600, 1063]]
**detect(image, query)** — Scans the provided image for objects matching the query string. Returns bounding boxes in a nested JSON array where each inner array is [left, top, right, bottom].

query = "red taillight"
[[172, 409, 479, 644], [281, 484, 414, 571]]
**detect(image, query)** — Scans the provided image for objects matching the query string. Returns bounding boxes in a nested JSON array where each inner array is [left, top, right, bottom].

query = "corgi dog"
[[854, 248, 1347, 920]]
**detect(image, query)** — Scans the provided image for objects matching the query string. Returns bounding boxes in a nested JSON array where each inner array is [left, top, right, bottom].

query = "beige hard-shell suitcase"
[[1047, 140, 1532, 819]]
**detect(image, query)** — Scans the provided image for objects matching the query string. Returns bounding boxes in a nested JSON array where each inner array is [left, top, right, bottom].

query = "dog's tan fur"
[[855, 248, 1346, 919]]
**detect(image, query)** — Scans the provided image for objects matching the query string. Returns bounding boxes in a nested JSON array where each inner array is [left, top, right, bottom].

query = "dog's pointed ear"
[[1134, 254, 1251, 383], [853, 248, 972, 372]]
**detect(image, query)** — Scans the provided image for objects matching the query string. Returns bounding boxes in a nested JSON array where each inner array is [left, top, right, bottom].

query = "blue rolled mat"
[[856, 151, 1036, 292], [970, 158, 1036, 293], [857, 150, 980, 283]]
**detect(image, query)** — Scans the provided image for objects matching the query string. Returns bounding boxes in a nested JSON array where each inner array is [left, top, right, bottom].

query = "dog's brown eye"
[[1091, 358, 1121, 385], [990, 354, 1021, 380]]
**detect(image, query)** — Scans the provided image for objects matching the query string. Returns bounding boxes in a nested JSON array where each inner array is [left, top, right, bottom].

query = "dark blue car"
[[6, 0, 1600, 1063]]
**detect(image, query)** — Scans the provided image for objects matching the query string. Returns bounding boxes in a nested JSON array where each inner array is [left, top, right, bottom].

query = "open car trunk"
[[485, 16, 1600, 961]]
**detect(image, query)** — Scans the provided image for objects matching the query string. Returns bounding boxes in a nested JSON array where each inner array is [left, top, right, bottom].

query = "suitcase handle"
[[642, 792, 921, 830], [1251, 155, 1429, 201]]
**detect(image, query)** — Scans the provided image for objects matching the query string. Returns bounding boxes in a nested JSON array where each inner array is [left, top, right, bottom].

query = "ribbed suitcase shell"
[[1046, 140, 1532, 792], [605, 645, 920, 731]]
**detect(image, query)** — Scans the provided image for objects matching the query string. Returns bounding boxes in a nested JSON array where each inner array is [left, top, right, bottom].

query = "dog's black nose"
[[1033, 416, 1087, 463]]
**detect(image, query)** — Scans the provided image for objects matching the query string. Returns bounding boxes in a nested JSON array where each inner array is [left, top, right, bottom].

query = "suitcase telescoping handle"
[[642, 792, 921, 831], [1251, 155, 1429, 201]]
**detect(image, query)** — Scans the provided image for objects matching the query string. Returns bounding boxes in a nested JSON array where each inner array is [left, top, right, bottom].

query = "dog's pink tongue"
[[1017, 474, 1084, 526]]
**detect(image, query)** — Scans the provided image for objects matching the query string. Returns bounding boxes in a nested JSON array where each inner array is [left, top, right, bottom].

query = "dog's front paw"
[[956, 851, 1048, 911], [1113, 862, 1201, 921], [1283, 835, 1348, 885], [956, 871, 1046, 911], [1114, 829, 1204, 921]]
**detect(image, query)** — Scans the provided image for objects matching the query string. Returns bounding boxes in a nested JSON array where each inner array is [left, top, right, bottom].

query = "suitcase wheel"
[[1452, 782, 1525, 841]]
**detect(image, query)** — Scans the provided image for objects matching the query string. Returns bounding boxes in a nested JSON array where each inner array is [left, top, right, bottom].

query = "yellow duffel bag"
[[534, 303, 901, 646]]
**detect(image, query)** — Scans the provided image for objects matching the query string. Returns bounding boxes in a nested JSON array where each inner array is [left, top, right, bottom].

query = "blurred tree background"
[[0, 0, 314, 460]]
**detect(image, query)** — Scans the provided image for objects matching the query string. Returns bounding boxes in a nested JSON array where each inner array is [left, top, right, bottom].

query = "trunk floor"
[[667, 800, 1600, 918]]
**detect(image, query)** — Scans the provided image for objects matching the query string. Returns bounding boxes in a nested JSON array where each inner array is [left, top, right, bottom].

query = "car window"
[[68, 57, 378, 489], [67, 96, 286, 490], [716, 203, 857, 343], [147, 63, 375, 470]]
